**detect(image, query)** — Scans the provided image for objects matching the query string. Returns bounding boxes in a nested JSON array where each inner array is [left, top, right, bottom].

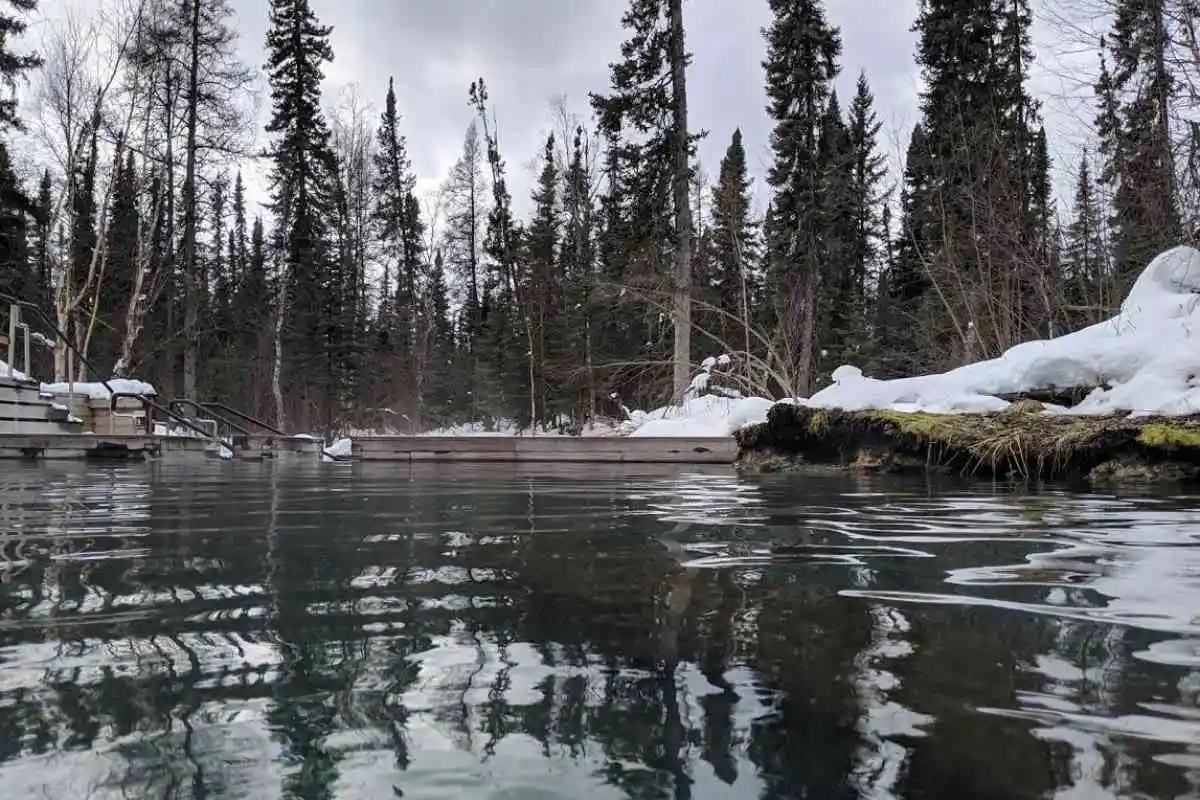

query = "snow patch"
[[40, 378, 156, 400], [807, 245, 1200, 417], [627, 395, 775, 438], [323, 437, 352, 460]]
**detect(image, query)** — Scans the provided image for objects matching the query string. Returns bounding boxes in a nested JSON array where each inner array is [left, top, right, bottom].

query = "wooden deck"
[[352, 435, 738, 463], [0, 433, 163, 460]]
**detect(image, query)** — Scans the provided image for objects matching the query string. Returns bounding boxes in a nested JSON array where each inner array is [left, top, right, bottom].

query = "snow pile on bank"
[[808, 245, 1200, 417], [40, 378, 157, 399], [627, 395, 775, 437]]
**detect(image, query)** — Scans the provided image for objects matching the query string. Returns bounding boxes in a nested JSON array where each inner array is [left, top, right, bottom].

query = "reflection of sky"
[[399, 635, 775, 798], [836, 491, 1200, 790]]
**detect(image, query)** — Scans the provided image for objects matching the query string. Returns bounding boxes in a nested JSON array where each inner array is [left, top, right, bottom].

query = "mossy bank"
[[734, 402, 1200, 483]]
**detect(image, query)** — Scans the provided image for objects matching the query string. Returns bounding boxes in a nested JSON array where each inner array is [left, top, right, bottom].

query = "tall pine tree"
[[264, 0, 341, 430], [762, 0, 841, 395], [591, 0, 698, 399], [1099, 0, 1180, 283], [706, 129, 759, 365]]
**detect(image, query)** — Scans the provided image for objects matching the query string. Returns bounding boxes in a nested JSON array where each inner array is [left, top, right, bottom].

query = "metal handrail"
[[169, 398, 254, 437], [198, 401, 288, 437], [0, 293, 221, 444], [199, 401, 350, 462], [1, 292, 352, 462]]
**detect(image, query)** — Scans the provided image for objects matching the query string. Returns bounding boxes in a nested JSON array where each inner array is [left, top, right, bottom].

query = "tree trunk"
[[181, 0, 201, 399], [669, 0, 692, 399]]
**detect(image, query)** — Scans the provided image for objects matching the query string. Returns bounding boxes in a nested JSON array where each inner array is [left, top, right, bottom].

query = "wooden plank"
[[352, 435, 737, 463], [0, 433, 157, 460], [0, 402, 61, 422]]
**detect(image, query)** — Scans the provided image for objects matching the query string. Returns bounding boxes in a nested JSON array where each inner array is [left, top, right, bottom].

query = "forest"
[[0, 0, 1189, 435]]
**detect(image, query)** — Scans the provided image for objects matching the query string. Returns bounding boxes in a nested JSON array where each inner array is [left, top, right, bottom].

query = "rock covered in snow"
[[807, 246, 1200, 418]]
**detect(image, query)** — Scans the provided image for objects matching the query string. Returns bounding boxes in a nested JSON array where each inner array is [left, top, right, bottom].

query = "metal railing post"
[[6, 304, 15, 378]]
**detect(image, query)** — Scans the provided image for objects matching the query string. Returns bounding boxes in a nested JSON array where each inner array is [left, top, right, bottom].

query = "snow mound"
[[808, 245, 1200, 417], [627, 395, 775, 437], [40, 378, 157, 400]]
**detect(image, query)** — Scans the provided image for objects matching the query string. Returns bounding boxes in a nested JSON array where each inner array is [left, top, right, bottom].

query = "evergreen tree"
[[372, 77, 424, 356], [264, 0, 341, 430], [560, 125, 599, 421], [905, 0, 1051, 363], [94, 150, 139, 376], [844, 72, 889, 369], [591, 0, 699, 399], [762, 0, 841, 395], [1100, 0, 1180, 282], [0, 0, 41, 133], [814, 91, 858, 380], [231, 171, 247, 287], [30, 169, 52, 314], [706, 128, 759, 363], [880, 124, 933, 377], [0, 0, 40, 335], [1062, 152, 1111, 328], [442, 121, 486, 350], [471, 80, 527, 422], [524, 133, 561, 423]]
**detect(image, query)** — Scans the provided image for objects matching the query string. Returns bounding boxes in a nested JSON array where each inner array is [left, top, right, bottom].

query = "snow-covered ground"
[[807, 245, 1200, 418]]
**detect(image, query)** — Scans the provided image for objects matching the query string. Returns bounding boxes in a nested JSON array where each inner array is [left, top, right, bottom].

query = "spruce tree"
[[814, 91, 858, 380], [373, 77, 422, 344], [442, 121, 486, 351], [907, 0, 1050, 362], [0, 0, 40, 133], [525, 133, 561, 423], [264, 0, 340, 430], [591, 0, 699, 399], [880, 124, 933, 377], [0, 0, 39, 327], [560, 125, 598, 420], [844, 72, 888, 369], [762, 0, 841, 395], [1100, 0, 1180, 282], [94, 150, 139, 376], [707, 129, 759, 363], [1061, 152, 1111, 328]]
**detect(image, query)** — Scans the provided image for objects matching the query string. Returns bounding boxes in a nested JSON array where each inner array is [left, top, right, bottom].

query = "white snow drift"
[[807, 245, 1200, 419]]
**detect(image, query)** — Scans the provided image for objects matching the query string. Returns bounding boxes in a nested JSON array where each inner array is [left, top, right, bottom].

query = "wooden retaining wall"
[[352, 435, 738, 463]]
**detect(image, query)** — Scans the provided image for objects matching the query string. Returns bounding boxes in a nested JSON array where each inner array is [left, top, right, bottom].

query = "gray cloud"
[[230, 0, 1080, 218]]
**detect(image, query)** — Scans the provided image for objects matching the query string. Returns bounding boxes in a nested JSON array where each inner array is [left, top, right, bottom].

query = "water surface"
[[1, 460, 1199, 798]]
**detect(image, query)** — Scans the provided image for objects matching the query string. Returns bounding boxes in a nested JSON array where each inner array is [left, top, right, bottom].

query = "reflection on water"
[[0, 462, 1199, 798]]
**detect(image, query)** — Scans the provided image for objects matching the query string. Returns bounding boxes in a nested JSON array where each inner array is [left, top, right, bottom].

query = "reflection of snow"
[[848, 605, 933, 799]]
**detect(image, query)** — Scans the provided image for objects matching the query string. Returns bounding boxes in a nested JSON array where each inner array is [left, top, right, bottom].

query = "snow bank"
[[808, 245, 1200, 418], [40, 378, 156, 400], [627, 395, 775, 438]]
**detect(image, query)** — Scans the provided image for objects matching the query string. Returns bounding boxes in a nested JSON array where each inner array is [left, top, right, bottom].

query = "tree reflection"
[[0, 463, 1193, 798]]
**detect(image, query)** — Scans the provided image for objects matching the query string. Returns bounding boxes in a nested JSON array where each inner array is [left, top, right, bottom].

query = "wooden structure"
[[0, 376, 82, 437], [352, 435, 738, 463], [0, 433, 162, 460]]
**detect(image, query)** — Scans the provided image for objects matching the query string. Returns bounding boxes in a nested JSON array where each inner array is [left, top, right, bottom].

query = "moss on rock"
[[735, 402, 1200, 483]]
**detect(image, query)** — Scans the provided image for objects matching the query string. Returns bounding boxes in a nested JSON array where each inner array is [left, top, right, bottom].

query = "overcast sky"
[[228, 0, 927, 215], [31, 0, 1102, 220]]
